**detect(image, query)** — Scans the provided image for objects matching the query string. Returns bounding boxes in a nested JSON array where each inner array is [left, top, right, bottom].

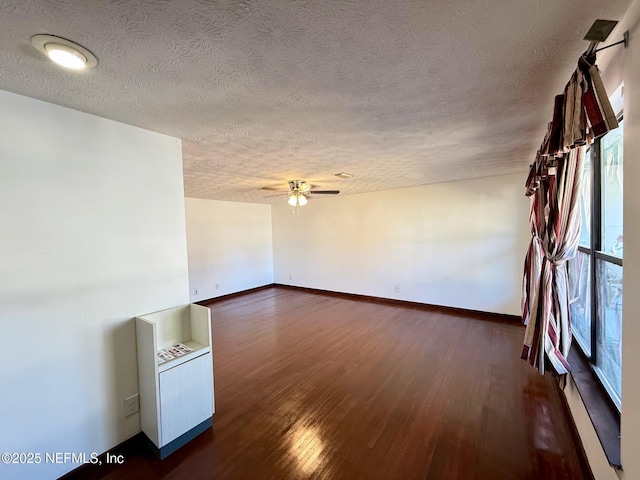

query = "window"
[[568, 84, 623, 410]]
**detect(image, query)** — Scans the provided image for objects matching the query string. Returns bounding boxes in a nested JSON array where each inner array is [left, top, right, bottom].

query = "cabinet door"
[[159, 353, 214, 445]]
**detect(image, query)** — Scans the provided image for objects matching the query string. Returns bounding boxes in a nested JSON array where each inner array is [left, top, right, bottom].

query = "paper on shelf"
[[156, 343, 194, 364]]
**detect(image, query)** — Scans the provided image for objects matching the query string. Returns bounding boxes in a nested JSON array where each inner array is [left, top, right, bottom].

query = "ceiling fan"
[[261, 180, 340, 207]]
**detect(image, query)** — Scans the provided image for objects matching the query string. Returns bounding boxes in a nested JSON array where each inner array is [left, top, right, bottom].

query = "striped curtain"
[[521, 148, 583, 374], [521, 54, 618, 374]]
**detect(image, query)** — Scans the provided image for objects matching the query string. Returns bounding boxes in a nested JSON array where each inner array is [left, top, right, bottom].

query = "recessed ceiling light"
[[45, 44, 87, 69], [334, 172, 353, 179], [31, 34, 98, 70]]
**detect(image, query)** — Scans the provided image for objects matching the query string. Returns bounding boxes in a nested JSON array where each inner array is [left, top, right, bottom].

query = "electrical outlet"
[[193, 289, 198, 295], [215, 283, 219, 290], [394, 284, 400, 293], [124, 394, 139, 417], [289, 274, 293, 281]]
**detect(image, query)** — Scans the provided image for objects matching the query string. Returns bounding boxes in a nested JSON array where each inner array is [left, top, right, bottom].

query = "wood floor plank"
[[68, 287, 591, 480]]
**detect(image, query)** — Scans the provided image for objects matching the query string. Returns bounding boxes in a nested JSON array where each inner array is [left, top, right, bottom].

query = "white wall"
[[185, 198, 274, 301], [620, 1, 640, 478], [272, 173, 530, 315], [0, 90, 190, 480], [564, 378, 619, 480]]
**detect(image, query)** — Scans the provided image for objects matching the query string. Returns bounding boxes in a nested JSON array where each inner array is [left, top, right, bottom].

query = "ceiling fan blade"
[[264, 193, 288, 197], [309, 190, 340, 195], [261, 186, 289, 192]]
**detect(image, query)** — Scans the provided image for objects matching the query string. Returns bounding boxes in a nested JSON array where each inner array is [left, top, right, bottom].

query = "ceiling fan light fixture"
[[31, 34, 98, 70], [288, 192, 307, 207]]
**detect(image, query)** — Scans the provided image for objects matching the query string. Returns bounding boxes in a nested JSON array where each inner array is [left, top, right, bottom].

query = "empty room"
[[1, 1, 639, 479]]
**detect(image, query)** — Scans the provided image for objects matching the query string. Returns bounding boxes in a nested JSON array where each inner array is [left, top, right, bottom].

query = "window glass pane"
[[579, 149, 591, 248], [601, 120, 624, 258], [569, 251, 591, 354], [609, 83, 624, 116], [595, 259, 623, 406]]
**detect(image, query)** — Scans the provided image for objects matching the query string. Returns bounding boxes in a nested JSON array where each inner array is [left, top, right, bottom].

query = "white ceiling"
[[0, 0, 631, 203]]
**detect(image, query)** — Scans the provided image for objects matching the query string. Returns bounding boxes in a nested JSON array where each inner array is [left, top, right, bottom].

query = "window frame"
[[574, 111, 624, 412]]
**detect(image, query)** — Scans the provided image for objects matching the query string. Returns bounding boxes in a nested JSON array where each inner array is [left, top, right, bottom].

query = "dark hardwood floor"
[[70, 287, 591, 480]]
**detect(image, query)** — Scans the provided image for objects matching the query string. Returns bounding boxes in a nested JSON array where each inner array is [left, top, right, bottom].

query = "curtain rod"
[[595, 31, 629, 53], [585, 30, 629, 57]]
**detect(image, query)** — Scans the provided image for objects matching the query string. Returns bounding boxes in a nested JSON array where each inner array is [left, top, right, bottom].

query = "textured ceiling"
[[0, 0, 632, 203]]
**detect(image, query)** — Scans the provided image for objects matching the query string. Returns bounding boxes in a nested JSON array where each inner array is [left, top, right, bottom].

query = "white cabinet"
[[159, 353, 214, 444], [136, 304, 214, 458]]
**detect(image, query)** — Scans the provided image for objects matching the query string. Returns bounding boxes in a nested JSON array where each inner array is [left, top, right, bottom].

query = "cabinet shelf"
[[157, 342, 210, 373]]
